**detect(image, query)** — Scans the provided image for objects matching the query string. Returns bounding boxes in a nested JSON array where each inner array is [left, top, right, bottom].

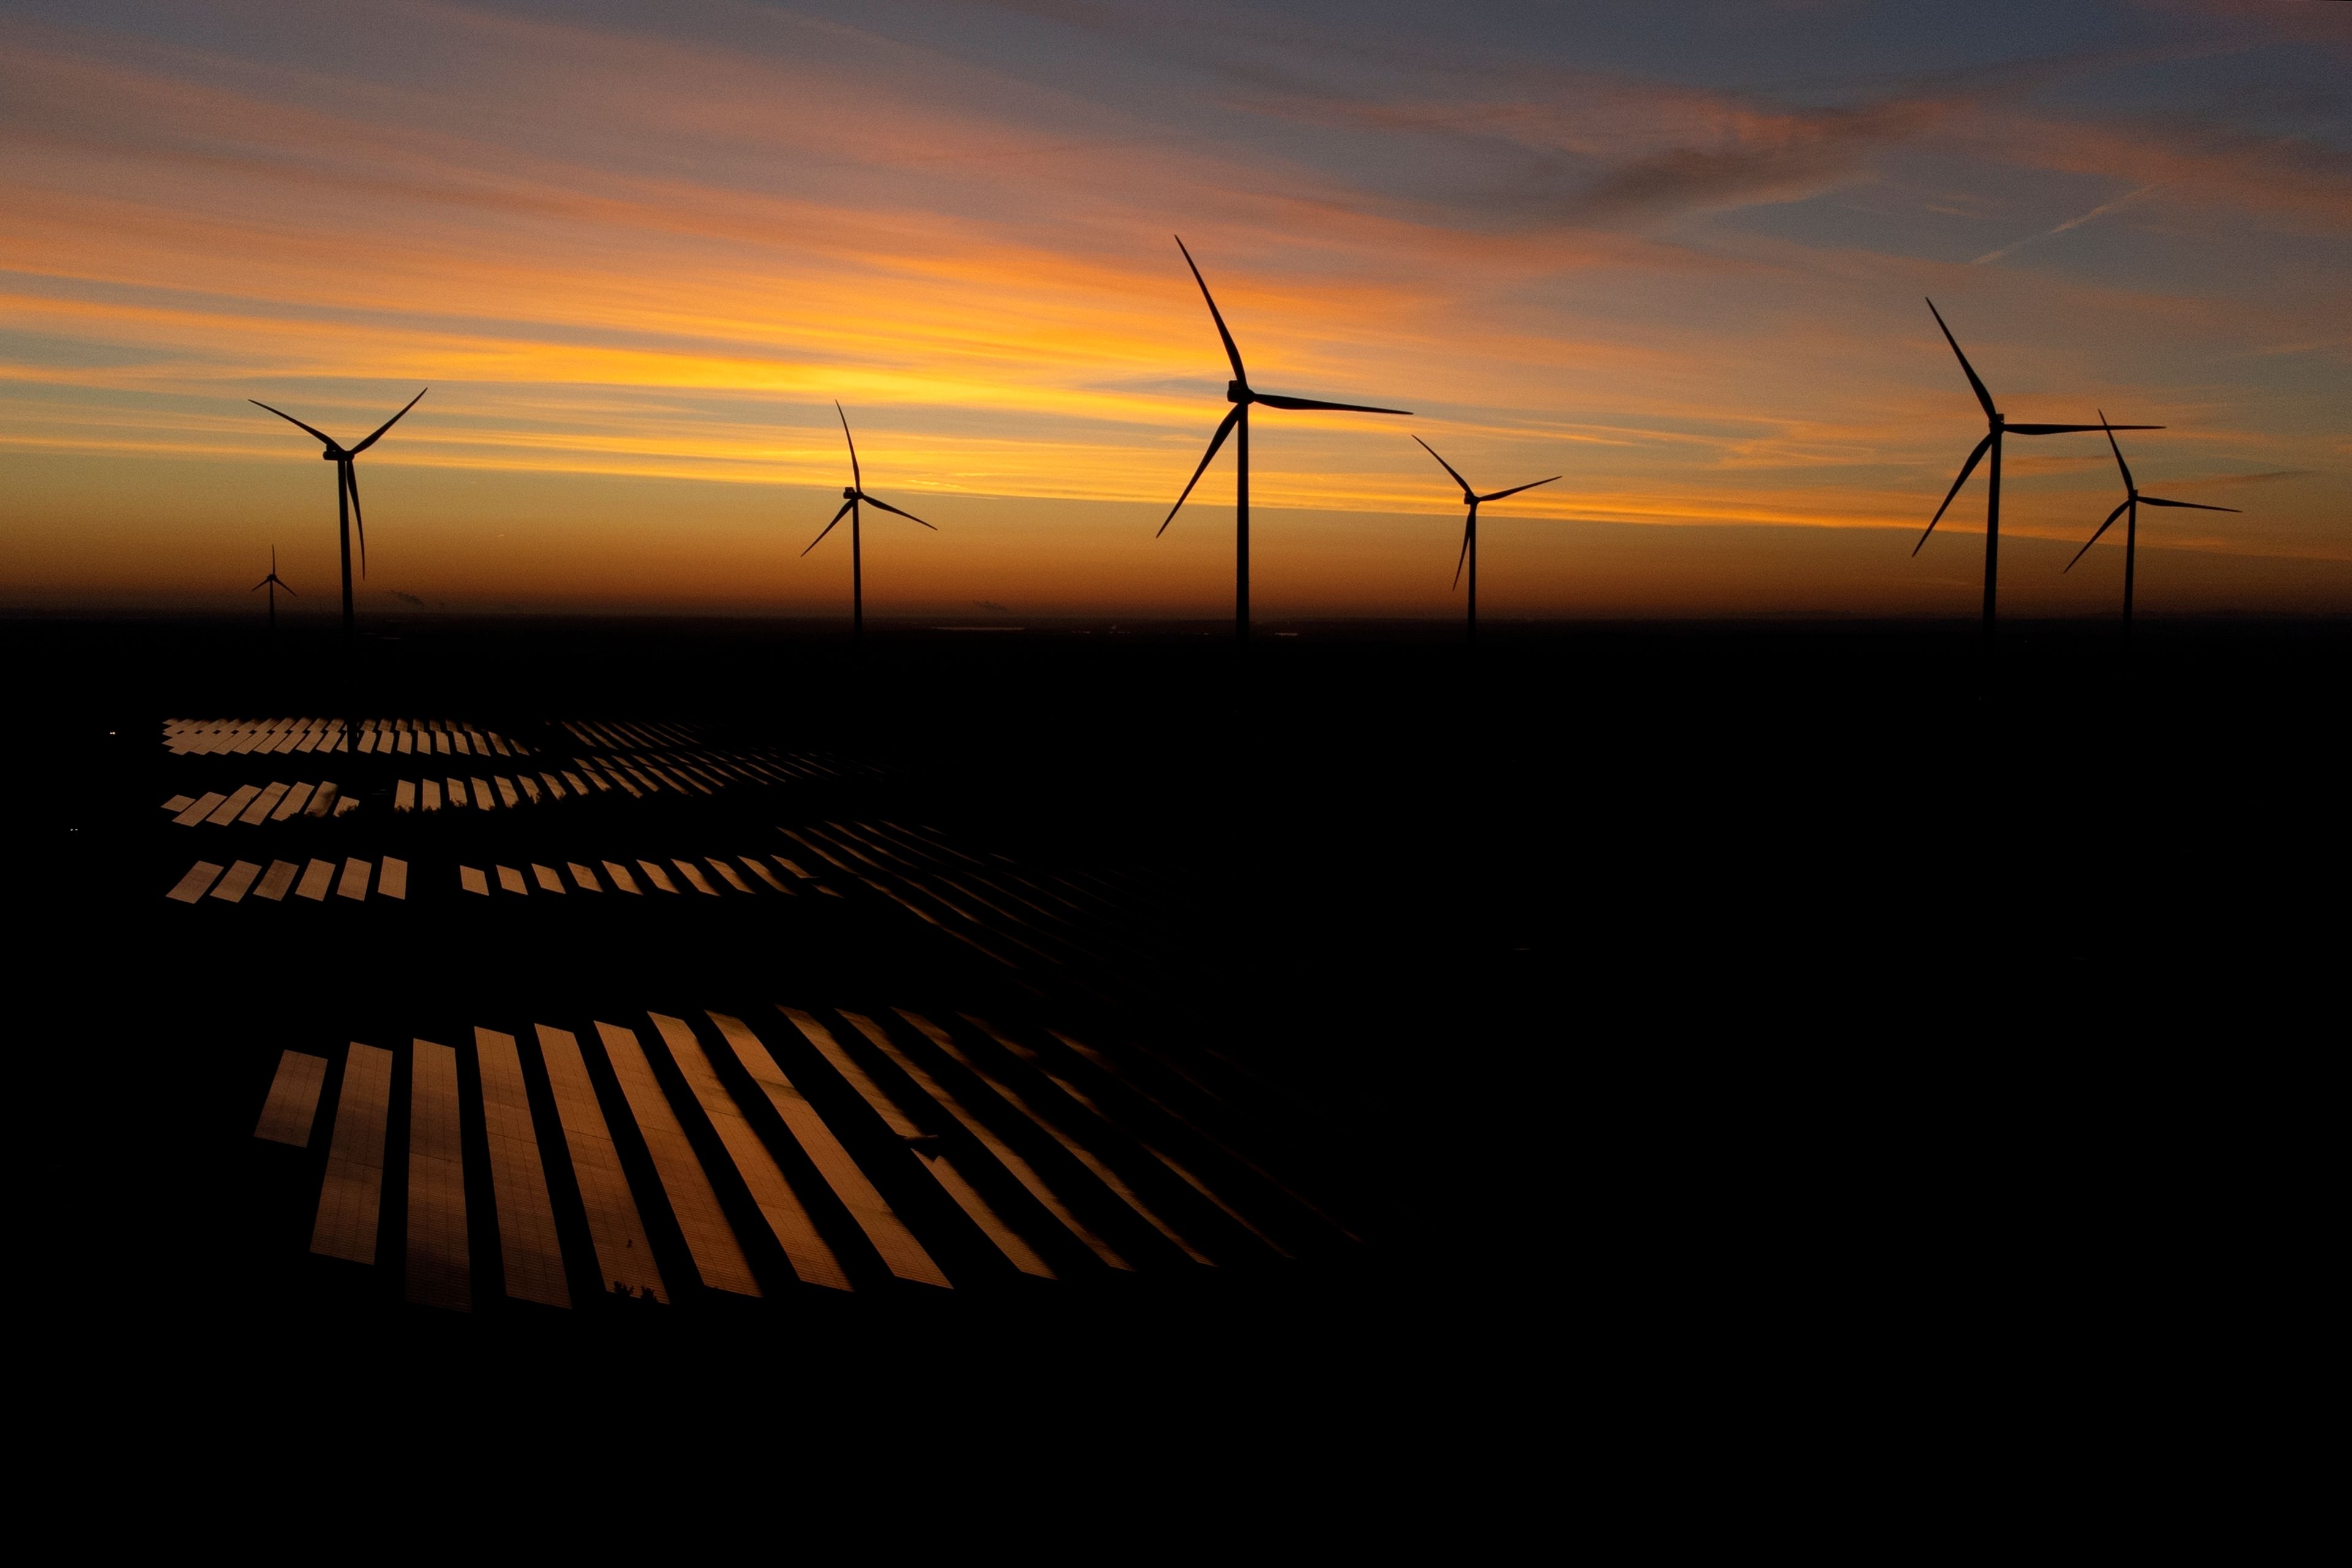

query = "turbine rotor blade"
[[280, 578, 296, 595], [1254, 393, 1411, 415], [342, 461, 367, 578], [1158, 405, 1243, 537], [2008, 423, 2163, 436], [2138, 497, 2241, 513], [801, 497, 856, 556], [861, 494, 935, 529], [1924, 298, 1996, 421], [2065, 500, 2131, 573], [836, 400, 860, 489], [251, 399, 340, 451], [349, 388, 427, 454], [1413, 435, 1474, 497], [1479, 476, 1562, 504], [2098, 409, 2133, 490], [252, 578, 270, 592], [1915, 433, 1993, 556], [1452, 513, 1472, 590], [1174, 235, 1246, 384]]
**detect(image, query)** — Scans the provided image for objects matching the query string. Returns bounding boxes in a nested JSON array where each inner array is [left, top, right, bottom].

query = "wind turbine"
[[251, 546, 296, 631], [1912, 301, 2157, 638], [1159, 236, 1412, 642], [1412, 438, 1559, 645], [2064, 413, 2239, 641], [250, 389, 427, 652], [802, 401, 934, 641]]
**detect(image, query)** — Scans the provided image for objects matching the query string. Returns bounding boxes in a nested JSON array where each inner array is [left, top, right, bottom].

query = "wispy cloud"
[[1972, 184, 2159, 265]]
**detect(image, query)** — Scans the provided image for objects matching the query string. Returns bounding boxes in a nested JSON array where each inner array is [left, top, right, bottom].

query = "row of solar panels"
[[163, 819, 1158, 990], [165, 850, 834, 907], [159, 754, 835, 837], [165, 782, 355, 826], [165, 718, 530, 758], [170, 855, 409, 903], [415, 750, 842, 804], [560, 720, 703, 751], [257, 1003, 1338, 1311], [774, 821, 1169, 982], [456, 853, 836, 899]]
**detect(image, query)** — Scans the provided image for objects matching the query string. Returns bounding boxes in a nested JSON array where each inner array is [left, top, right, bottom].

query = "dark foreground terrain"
[[15, 612, 2345, 1482]]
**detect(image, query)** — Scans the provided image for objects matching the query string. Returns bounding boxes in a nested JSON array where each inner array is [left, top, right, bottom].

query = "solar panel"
[[209, 860, 263, 903], [311, 1043, 393, 1264], [406, 1039, 471, 1311], [254, 1051, 328, 1146], [167, 862, 225, 903], [474, 1028, 570, 1310]]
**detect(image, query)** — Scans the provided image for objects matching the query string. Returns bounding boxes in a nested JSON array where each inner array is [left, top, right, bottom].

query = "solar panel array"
[[163, 714, 1351, 1322], [254, 1005, 1350, 1311]]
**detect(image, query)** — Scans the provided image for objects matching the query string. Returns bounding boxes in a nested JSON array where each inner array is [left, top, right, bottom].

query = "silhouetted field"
[[17, 612, 2345, 1452]]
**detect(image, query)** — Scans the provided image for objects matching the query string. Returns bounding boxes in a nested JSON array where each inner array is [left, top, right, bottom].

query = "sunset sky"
[[3, 0, 2346, 620]]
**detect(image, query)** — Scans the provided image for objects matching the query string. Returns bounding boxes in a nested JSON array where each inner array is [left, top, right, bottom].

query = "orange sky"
[[3, 1, 2346, 620]]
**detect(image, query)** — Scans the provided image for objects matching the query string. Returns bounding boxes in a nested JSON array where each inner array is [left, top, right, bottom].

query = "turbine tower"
[[251, 388, 426, 653], [251, 546, 296, 632], [1159, 236, 1412, 642], [802, 401, 933, 641], [1412, 437, 1560, 646], [1912, 301, 2156, 639], [2064, 413, 2239, 641]]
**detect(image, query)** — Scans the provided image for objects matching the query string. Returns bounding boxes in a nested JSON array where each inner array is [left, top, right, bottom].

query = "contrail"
[[1972, 185, 2157, 266]]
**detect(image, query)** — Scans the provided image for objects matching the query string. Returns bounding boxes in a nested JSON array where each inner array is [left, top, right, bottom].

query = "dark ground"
[[13, 612, 2344, 1491]]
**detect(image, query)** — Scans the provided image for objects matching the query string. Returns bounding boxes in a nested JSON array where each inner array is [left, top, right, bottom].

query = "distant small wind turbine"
[[1913, 301, 2157, 638], [2064, 413, 2239, 640], [251, 546, 296, 631], [1160, 236, 1411, 642], [1412, 439, 1559, 645], [802, 401, 933, 641], [250, 389, 427, 651]]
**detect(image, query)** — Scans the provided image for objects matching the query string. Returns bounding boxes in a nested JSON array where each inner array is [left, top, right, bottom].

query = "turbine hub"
[[1226, 380, 1252, 405]]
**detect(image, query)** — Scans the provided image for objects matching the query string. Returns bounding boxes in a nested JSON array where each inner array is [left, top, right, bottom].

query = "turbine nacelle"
[[1226, 380, 1252, 405], [843, 486, 859, 500]]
